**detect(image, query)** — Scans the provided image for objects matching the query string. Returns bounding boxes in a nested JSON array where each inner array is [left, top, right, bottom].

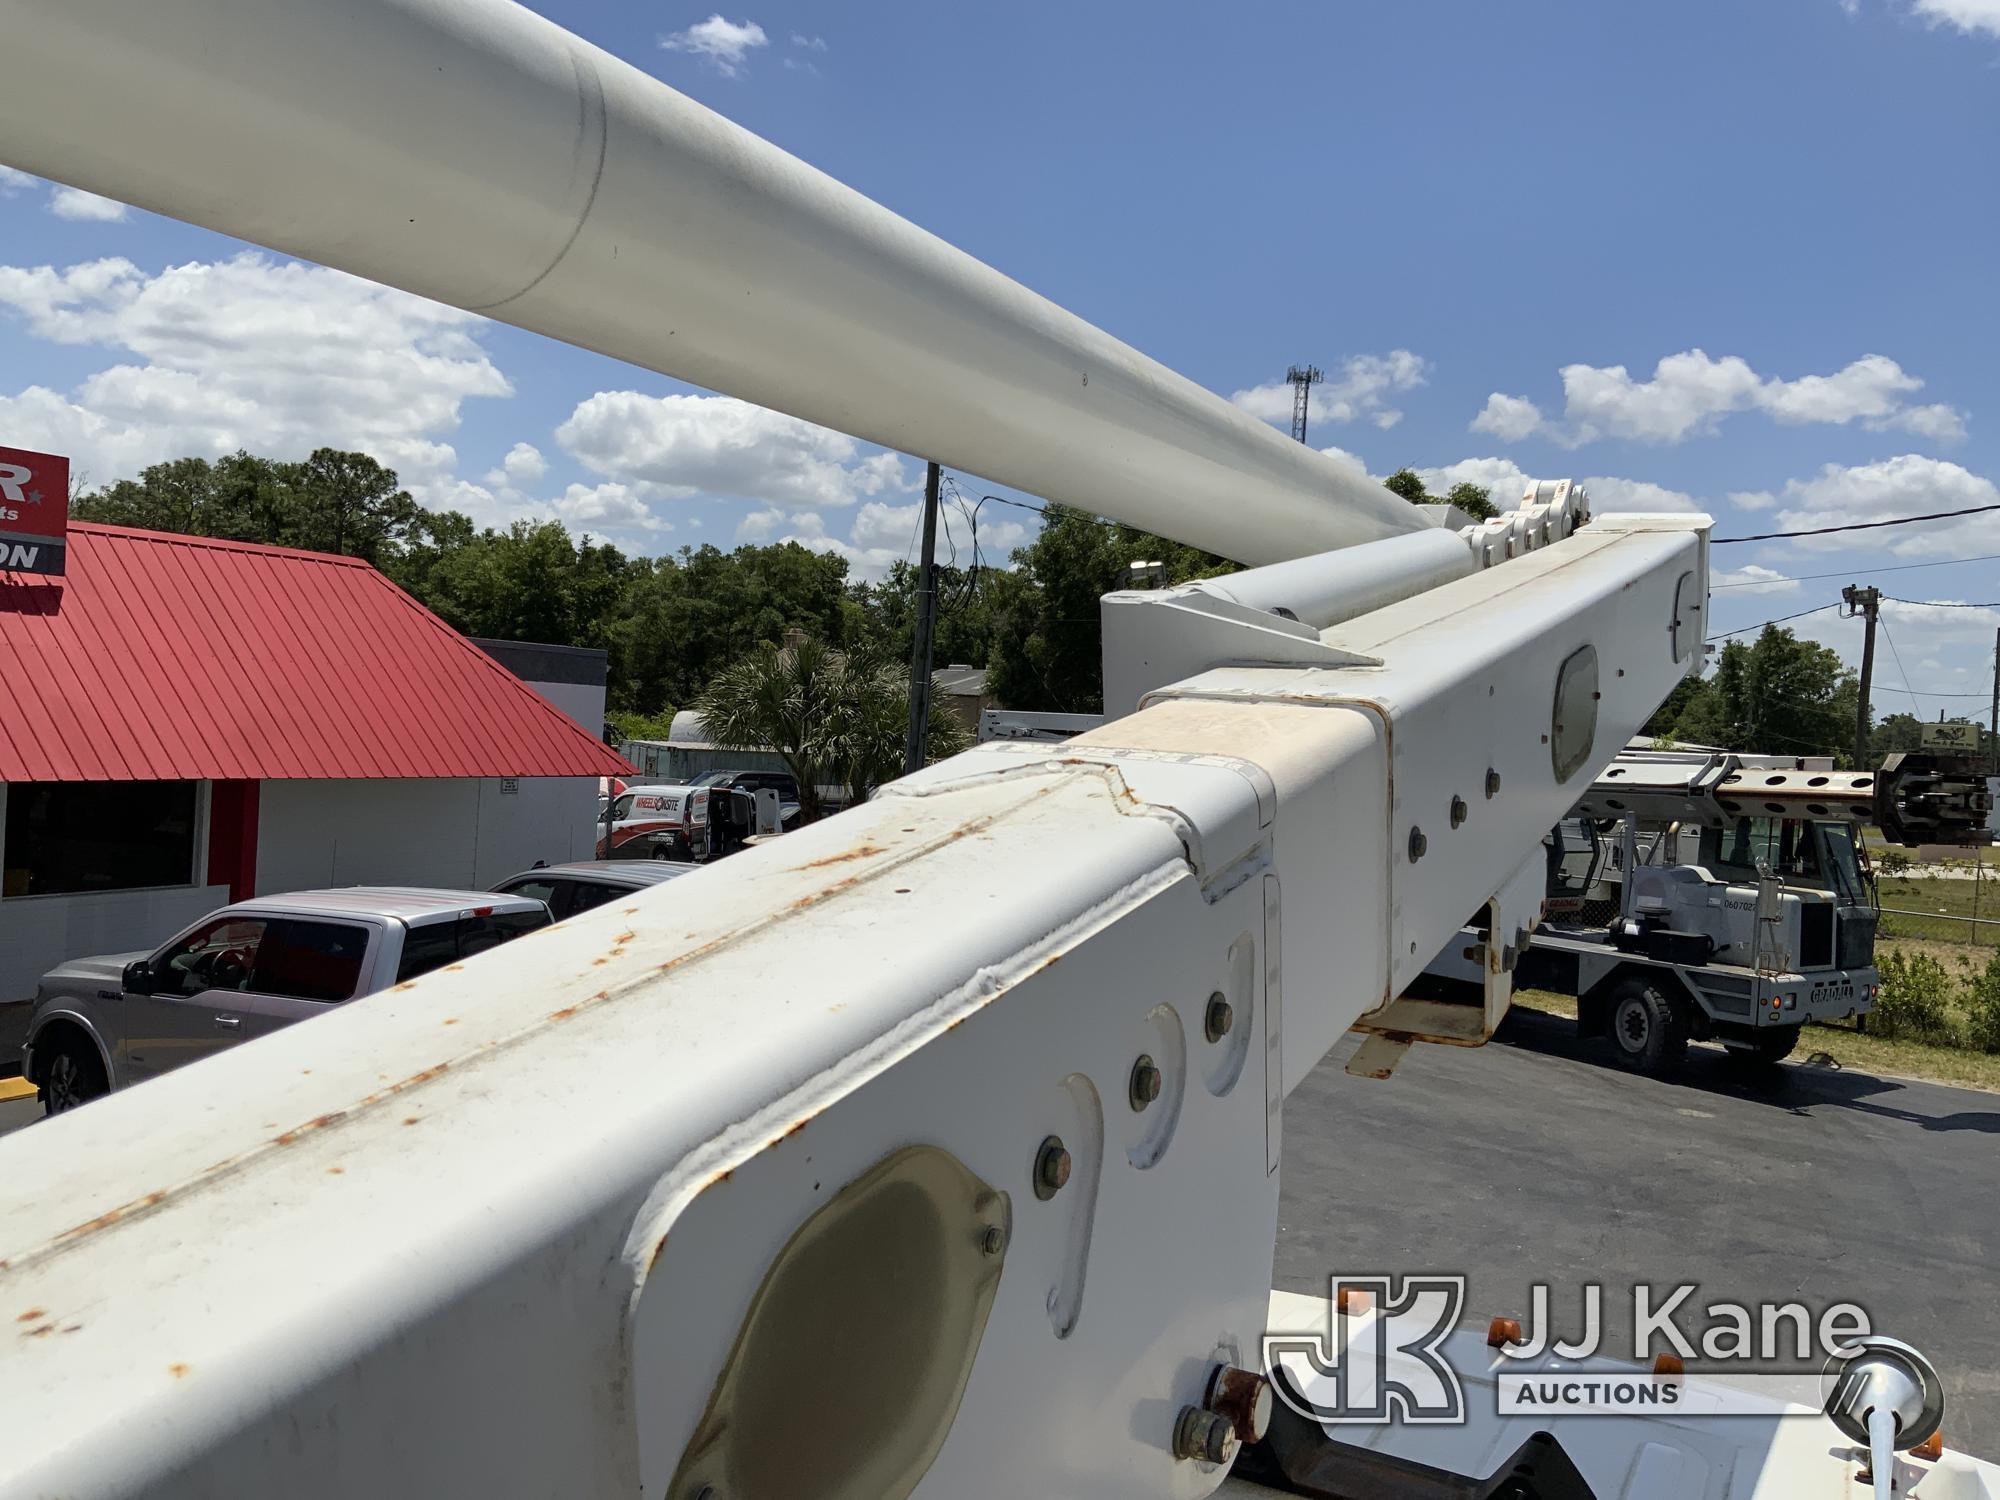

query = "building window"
[[2, 781, 200, 897]]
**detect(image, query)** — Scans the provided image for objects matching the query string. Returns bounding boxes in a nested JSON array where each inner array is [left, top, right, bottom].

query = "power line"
[[980, 493, 1060, 523], [1713, 501, 2000, 545], [1705, 601, 1841, 641], [1877, 618, 1922, 718], [1872, 685, 1994, 699], [1884, 595, 2000, 610], [1712, 552, 2000, 589], [1704, 598, 1988, 695]]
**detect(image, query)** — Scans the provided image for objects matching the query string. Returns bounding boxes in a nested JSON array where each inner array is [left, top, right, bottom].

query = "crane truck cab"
[[1431, 747, 1989, 1074]]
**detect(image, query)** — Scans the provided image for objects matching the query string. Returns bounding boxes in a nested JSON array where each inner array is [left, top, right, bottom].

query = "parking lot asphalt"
[[1278, 1009, 2000, 1461], [4, 1002, 1992, 1460]]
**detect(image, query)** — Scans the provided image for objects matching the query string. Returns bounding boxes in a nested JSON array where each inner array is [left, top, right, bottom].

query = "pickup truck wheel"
[[1606, 979, 1688, 1075], [40, 1034, 108, 1115]]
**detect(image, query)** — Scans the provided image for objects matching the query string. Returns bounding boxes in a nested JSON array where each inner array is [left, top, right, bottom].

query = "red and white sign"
[[0, 445, 70, 577]]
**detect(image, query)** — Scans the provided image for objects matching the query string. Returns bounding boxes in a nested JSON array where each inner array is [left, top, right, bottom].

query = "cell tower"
[[1285, 364, 1323, 444]]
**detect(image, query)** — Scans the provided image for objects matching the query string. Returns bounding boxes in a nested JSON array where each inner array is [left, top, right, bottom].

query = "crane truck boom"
[[0, 1, 1992, 1496]]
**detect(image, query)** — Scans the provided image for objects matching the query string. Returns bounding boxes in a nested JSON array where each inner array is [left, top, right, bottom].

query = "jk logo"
[[1263, 1276, 1467, 1425]]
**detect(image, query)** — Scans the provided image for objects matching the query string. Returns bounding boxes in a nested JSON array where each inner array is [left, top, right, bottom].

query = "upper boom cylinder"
[[0, 0, 1423, 564], [1192, 527, 1476, 630]]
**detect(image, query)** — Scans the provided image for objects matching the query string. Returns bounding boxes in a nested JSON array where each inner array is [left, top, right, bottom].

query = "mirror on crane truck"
[[1424, 746, 1993, 1075]]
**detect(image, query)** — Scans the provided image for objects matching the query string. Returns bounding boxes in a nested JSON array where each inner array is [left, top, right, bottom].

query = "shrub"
[[1872, 950, 1958, 1044], [1878, 849, 1912, 880], [1966, 951, 2000, 1054]]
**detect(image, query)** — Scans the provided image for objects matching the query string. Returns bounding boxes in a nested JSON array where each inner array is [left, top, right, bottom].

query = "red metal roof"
[[0, 523, 633, 782]]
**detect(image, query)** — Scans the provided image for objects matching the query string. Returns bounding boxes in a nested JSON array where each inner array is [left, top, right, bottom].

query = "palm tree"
[[694, 635, 970, 820], [820, 648, 971, 809]]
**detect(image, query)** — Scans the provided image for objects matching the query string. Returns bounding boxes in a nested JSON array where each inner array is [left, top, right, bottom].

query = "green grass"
[[1876, 869, 1997, 918], [1875, 870, 2000, 950]]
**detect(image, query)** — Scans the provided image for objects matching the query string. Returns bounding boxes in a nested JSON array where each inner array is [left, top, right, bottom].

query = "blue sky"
[[2, 0, 1997, 714]]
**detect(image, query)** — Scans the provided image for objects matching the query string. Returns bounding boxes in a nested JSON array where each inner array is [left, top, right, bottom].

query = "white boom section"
[[0, 0, 1420, 565], [0, 513, 1703, 1498]]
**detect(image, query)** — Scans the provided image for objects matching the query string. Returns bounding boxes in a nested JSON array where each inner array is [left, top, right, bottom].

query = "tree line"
[[1641, 626, 1994, 768], [70, 447, 1288, 729], [80, 447, 1971, 769]]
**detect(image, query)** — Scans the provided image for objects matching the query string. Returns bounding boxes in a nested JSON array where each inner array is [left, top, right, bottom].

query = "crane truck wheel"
[[1755, 1027, 1801, 1061], [1729, 1027, 1802, 1068], [1606, 979, 1689, 1075]]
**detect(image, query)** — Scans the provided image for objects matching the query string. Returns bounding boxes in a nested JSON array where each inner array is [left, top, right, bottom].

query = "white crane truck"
[[0, 2, 1993, 1497], [1427, 748, 1993, 1073]]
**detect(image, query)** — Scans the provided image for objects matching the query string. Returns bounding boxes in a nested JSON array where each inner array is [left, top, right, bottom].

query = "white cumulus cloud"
[[0, 166, 34, 195], [0, 253, 511, 506], [1412, 457, 1699, 514], [555, 481, 672, 535], [1232, 351, 1430, 434], [486, 440, 548, 488], [1474, 349, 1965, 446], [661, 14, 769, 76], [48, 187, 128, 223], [1727, 489, 1781, 512], [1759, 454, 2000, 557], [1469, 393, 1544, 442], [726, 497, 1028, 583], [1912, 0, 2000, 37], [1710, 564, 1802, 597], [769, 510, 902, 582], [735, 505, 787, 543], [1317, 444, 1373, 482], [1892, 403, 1969, 441], [557, 390, 913, 509], [1579, 476, 1702, 513]]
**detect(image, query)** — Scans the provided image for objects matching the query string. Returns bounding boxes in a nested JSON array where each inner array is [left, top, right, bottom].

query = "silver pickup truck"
[[20, 887, 551, 1114]]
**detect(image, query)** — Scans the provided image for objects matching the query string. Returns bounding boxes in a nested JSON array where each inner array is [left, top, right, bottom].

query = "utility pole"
[[1841, 584, 1880, 770], [1285, 365, 1322, 445], [1990, 626, 1999, 778], [903, 460, 942, 776]]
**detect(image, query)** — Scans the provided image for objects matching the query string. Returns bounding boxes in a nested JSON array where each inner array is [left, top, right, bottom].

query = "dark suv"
[[690, 769, 799, 802]]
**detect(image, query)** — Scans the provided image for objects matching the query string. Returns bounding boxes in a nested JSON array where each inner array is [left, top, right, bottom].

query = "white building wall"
[[0, 884, 229, 1008], [256, 777, 598, 895]]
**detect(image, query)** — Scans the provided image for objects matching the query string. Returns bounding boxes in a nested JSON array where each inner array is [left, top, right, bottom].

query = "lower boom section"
[[0, 516, 1704, 1497]]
